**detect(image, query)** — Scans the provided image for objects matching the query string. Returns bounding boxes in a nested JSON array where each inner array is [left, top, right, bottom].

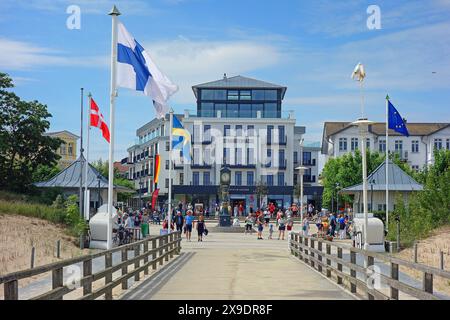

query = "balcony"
[[190, 162, 213, 169], [303, 159, 317, 166], [229, 163, 256, 169]]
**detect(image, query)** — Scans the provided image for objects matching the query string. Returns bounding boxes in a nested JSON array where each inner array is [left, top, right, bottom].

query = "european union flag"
[[388, 101, 409, 137]]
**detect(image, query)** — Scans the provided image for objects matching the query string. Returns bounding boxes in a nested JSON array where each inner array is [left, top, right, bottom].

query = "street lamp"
[[296, 166, 308, 225], [352, 118, 375, 250]]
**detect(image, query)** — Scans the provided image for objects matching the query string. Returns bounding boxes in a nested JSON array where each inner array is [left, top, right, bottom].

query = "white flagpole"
[[168, 110, 173, 233], [107, 5, 121, 250], [385, 95, 390, 233], [84, 93, 91, 221]]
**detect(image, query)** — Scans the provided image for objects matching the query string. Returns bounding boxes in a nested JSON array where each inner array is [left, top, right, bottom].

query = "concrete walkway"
[[122, 225, 354, 300]]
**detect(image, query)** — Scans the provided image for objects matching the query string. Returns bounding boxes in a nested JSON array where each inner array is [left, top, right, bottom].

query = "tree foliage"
[[0, 73, 62, 192]]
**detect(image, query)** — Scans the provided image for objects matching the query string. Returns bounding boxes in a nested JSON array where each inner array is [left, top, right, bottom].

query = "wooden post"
[[310, 239, 315, 268], [30, 247, 35, 269], [326, 244, 331, 278], [414, 243, 418, 263], [152, 239, 157, 270], [337, 248, 343, 285], [56, 240, 61, 259], [105, 253, 113, 300], [298, 236, 303, 260], [423, 272, 433, 294], [164, 235, 169, 262], [367, 255, 375, 300], [121, 249, 128, 290], [390, 262, 399, 300], [4, 280, 18, 300], [143, 241, 149, 275], [169, 233, 174, 259], [304, 237, 309, 264], [350, 251, 357, 294], [52, 267, 63, 300], [83, 258, 93, 297], [134, 245, 140, 281], [317, 241, 323, 273], [159, 238, 164, 266]]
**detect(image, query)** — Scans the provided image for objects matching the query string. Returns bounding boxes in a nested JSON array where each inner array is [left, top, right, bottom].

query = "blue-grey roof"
[[192, 75, 287, 99], [35, 156, 132, 192], [341, 160, 423, 193]]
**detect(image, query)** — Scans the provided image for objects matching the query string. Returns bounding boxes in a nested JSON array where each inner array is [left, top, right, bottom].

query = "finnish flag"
[[116, 22, 178, 118]]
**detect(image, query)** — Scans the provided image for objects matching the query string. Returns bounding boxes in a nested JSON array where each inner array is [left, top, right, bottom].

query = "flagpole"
[[79, 87, 84, 219], [385, 95, 390, 233], [84, 93, 92, 221], [168, 110, 173, 233], [107, 5, 121, 250]]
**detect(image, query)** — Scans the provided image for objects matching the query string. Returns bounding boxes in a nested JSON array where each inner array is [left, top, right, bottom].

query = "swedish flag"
[[172, 115, 191, 161]]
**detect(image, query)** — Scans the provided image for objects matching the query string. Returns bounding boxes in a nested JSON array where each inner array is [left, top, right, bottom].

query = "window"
[[179, 173, 184, 185], [224, 125, 230, 136], [267, 174, 274, 186], [434, 138, 443, 150], [193, 124, 201, 143], [201, 89, 214, 100], [247, 125, 254, 136], [379, 139, 386, 152], [263, 103, 277, 118], [267, 125, 273, 143], [215, 90, 227, 100], [277, 172, 285, 186], [223, 148, 230, 164], [193, 172, 200, 186], [166, 141, 170, 151], [215, 104, 226, 117], [236, 148, 243, 165], [339, 138, 347, 152], [265, 90, 277, 100], [203, 172, 210, 186], [294, 174, 298, 185], [251, 90, 265, 100], [226, 104, 239, 118], [193, 148, 200, 165], [247, 172, 254, 186], [366, 138, 370, 149], [160, 124, 165, 136], [411, 140, 419, 153], [395, 140, 403, 153], [351, 138, 358, 151], [235, 172, 242, 186], [303, 151, 312, 165], [239, 104, 252, 118], [294, 151, 298, 164], [227, 90, 239, 100], [60, 143, 66, 155], [239, 90, 251, 100], [251, 104, 263, 118], [165, 160, 169, 170], [236, 125, 243, 136], [203, 125, 211, 142], [247, 148, 255, 165], [266, 149, 272, 167], [165, 179, 169, 188], [278, 149, 285, 167], [200, 103, 214, 117], [278, 126, 285, 143]]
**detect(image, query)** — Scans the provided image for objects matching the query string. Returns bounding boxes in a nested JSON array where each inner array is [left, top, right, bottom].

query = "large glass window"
[[252, 90, 265, 100], [247, 125, 254, 136], [193, 172, 200, 186], [203, 172, 210, 186], [263, 103, 277, 118], [267, 174, 274, 186], [247, 172, 254, 186], [339, 138, 347, 152], [227, 104, 239, 117], [235, 172, 242, 186], [265, 90, 278, 100], [303, 151, 312, 165], [351, 138, 358, 151], [215, 90, 227, 100], [200, 103, 214, 117], [277, 172, 285, 186], [247, 148, 255, 165], [201, 89, 214, 100], [239, 104, 252, 117], [239, 90, 251, 100], [215, 104, 226, 117], [227, 90, 239, 100], [224, 125, 230, 136], [252, 104, 263, 117], [434, 139, 443, 150], [236, 125, 243, 136]]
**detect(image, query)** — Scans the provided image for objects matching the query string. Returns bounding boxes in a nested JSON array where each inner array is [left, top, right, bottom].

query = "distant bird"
[[351, 63, 366, 82]]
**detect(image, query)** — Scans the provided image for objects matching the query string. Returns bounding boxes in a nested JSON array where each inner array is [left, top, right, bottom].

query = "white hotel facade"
[[322, 122, 450, 170], [124, 75, 322, 212]]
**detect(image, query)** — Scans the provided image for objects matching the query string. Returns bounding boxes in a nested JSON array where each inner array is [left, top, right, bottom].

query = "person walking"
[[184, 210, 194, 242], [196, 215, 206, 242], [302, 216, 310, 237], [264, 208, 270, 226], [338, 214, 346, 240], [268, 223, 274, 239], [175, 210, 184, 233], [256, 211, 264, 240], [277, 213, 287, 240]]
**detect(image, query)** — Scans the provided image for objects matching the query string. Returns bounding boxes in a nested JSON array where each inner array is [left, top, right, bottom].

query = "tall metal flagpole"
[[79, 87, 84, 219], [107, 5, 121, 249], [84, 93, 92, 221], [385, 95, 390, 233], [168, 110, 173, 233]]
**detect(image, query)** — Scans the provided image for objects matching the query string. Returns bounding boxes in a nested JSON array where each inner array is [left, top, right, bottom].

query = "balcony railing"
[[190, 163, 213, 169]]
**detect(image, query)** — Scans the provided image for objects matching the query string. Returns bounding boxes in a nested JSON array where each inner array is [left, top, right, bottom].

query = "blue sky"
[[1, 0, 450, 161]]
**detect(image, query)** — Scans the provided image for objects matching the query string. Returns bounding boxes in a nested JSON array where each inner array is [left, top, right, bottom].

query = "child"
[[269, 224, 274, 239]]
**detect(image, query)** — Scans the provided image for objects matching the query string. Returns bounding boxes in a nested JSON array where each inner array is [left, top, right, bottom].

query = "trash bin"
[[141, 223, 149, 238]]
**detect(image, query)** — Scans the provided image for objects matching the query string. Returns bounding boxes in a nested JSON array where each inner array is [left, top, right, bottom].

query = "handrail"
[[1, 232, 182, 300], [289, 232, 450, 300]]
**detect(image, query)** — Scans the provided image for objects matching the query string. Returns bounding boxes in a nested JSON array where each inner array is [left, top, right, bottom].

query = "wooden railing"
[[1, 232, 182, 300], [290, 232, 450, 300]]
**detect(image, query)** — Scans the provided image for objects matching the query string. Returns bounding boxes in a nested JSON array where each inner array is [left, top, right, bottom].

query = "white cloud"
[[0, 37, 107, 70], [144, 37, 286, 104]]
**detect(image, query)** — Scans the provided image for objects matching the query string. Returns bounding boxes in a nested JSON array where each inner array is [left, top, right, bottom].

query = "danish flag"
[[90, 98, 110, 143]]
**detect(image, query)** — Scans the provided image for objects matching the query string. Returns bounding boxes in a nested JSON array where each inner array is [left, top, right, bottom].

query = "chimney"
[[223, 73, 227, 80]]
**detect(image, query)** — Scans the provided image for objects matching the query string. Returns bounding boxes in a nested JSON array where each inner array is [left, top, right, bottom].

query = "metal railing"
[[289, 232, 450, 300], [1, 232, 182, 300]]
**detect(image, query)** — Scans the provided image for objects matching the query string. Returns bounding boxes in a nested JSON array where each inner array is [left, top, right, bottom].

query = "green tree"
[[0, 73, 62, 192], [32, 164, 61, 183]]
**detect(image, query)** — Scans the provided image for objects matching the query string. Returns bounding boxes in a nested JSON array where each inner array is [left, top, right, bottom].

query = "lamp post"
[[296, 166, 308, 225], [352, 118, 375, 250]]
